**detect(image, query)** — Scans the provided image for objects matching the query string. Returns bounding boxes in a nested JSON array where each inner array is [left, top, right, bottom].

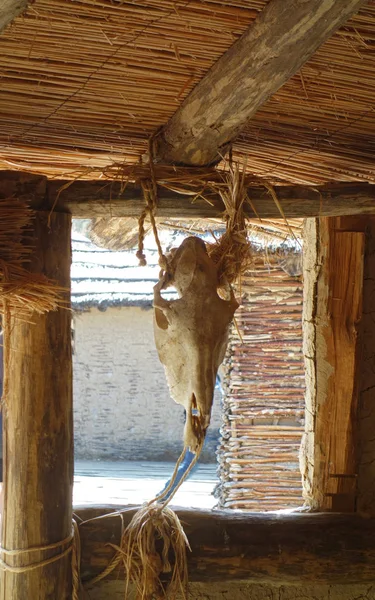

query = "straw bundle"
[[91, 160, 302, 264], [0, 1, 373, 185], [0, 198, 63, 317], [116, 505, 189, 600], [216, 255, 305, 511], [207, 162, 252, 285]]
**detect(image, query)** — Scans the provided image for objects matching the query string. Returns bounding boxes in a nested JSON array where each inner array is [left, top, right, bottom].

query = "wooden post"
[[1, 212, 73, 599], [357, 219, 375, 515], [301, 217, 365, 511]]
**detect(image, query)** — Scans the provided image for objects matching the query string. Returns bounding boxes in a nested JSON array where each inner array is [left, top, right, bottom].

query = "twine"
[[0, 519, 81, 598], [136, 138, 169, 273]]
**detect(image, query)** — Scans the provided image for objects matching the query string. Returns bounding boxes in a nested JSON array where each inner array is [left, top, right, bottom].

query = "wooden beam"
[[0, 0, 29, 34], [1, 212, 73, 599], [51, 181, 375, 220], [2, 171, 375, 219], [301, 217, 366, 511], [154, 0, 366, 166], [75, 506, 375, 586]]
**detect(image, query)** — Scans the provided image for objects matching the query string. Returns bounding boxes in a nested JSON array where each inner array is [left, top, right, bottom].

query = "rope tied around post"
[[0, 519, 81, 598]]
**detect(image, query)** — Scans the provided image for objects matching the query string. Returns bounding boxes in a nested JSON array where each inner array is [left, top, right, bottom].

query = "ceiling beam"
[[49, 180, 375, 220], [2, 172, 375, 220], [154, 0, 367, 166], [0, 0, 29, 34]]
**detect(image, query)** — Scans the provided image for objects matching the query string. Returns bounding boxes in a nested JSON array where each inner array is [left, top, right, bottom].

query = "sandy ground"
[[73, 460, 217, 509]]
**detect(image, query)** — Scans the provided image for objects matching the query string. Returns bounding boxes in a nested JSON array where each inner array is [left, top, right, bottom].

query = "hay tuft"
[[114, 505, 189, 600], [0, 198, 65, 318], [207, 161, 252, 285]]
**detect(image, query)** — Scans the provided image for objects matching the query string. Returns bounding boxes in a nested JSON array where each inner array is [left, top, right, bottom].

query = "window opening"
[[71, 220, 305, 512]]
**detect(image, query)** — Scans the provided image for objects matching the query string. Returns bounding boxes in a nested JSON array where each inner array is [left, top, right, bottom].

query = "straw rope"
[[0, 520, 80, 598], [0, 520, 81, 600], [137, 139, 169, 271]]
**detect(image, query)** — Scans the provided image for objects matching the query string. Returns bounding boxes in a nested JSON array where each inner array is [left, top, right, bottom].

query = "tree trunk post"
[[301, 216, 366, 511], [1, 211, 73, 599]]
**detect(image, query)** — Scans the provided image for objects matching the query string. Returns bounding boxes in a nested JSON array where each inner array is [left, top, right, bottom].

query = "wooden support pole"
[[1, 212, 73, 599], [301, 217, 366, 511], [75, 506, 375, 586]]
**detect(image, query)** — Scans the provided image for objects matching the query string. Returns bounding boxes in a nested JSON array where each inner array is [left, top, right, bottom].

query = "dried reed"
[[114, 504, 189, 600], [207, 161, 252, 285], [0, 198, 64, 317], [0, 1, 373, 185]]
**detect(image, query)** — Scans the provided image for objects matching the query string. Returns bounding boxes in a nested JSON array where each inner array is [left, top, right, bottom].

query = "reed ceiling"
[[0, 0, 374, 184]]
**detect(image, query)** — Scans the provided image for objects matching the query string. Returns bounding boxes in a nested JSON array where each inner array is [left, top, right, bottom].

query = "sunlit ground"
[[73, 461, 217, 509]]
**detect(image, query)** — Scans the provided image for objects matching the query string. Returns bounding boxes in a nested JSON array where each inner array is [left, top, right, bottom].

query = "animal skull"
[[153, 236, 239, 453]]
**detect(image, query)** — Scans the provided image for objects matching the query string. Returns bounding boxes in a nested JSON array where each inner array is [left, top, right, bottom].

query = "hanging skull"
[[153, 236, 239, 453]]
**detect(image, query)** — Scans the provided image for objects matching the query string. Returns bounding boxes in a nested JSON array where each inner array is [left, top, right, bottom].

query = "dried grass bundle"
[[0, 197, 64, 317], [207, 162, 252, 285], [113, 505, 189, 600], [96, 160, 302, 255]]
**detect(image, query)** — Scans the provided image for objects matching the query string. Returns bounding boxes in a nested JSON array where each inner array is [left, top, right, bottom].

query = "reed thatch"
[[215, 254, 304, 511], [0, 1, 374, 185]]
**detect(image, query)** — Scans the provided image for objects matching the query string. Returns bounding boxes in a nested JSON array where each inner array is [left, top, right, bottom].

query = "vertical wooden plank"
[[301, 217, 365, 511], [1, 212, 73, 599], [357, 218, 375, 515]]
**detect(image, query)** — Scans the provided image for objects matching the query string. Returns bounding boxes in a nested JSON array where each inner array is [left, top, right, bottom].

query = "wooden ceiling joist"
[[155, 0, 367, 167], [2, 172, 375, 219]]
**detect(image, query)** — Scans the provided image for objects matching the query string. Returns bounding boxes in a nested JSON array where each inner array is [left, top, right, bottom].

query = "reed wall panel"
[[216, 258, 305, 511]]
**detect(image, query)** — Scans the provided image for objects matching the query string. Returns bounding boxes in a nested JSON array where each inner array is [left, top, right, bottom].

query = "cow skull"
[[153, 236, 239, 453]]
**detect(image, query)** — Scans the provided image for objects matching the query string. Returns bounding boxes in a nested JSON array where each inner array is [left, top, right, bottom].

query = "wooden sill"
[[76, 505, 375, 586]]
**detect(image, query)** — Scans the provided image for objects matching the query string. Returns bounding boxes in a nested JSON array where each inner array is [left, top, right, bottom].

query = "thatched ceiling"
[[0, 1, 374, 184]]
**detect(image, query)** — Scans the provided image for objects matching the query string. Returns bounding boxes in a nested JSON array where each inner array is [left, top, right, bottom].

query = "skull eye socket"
[[154, 307, 169, 330]]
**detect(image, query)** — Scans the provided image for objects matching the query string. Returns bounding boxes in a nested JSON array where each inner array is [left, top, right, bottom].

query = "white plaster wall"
[[73, 306, 221, 462]]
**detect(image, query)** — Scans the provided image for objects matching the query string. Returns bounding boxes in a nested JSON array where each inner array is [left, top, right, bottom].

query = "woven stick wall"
[[216, 256, 304, 511]]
